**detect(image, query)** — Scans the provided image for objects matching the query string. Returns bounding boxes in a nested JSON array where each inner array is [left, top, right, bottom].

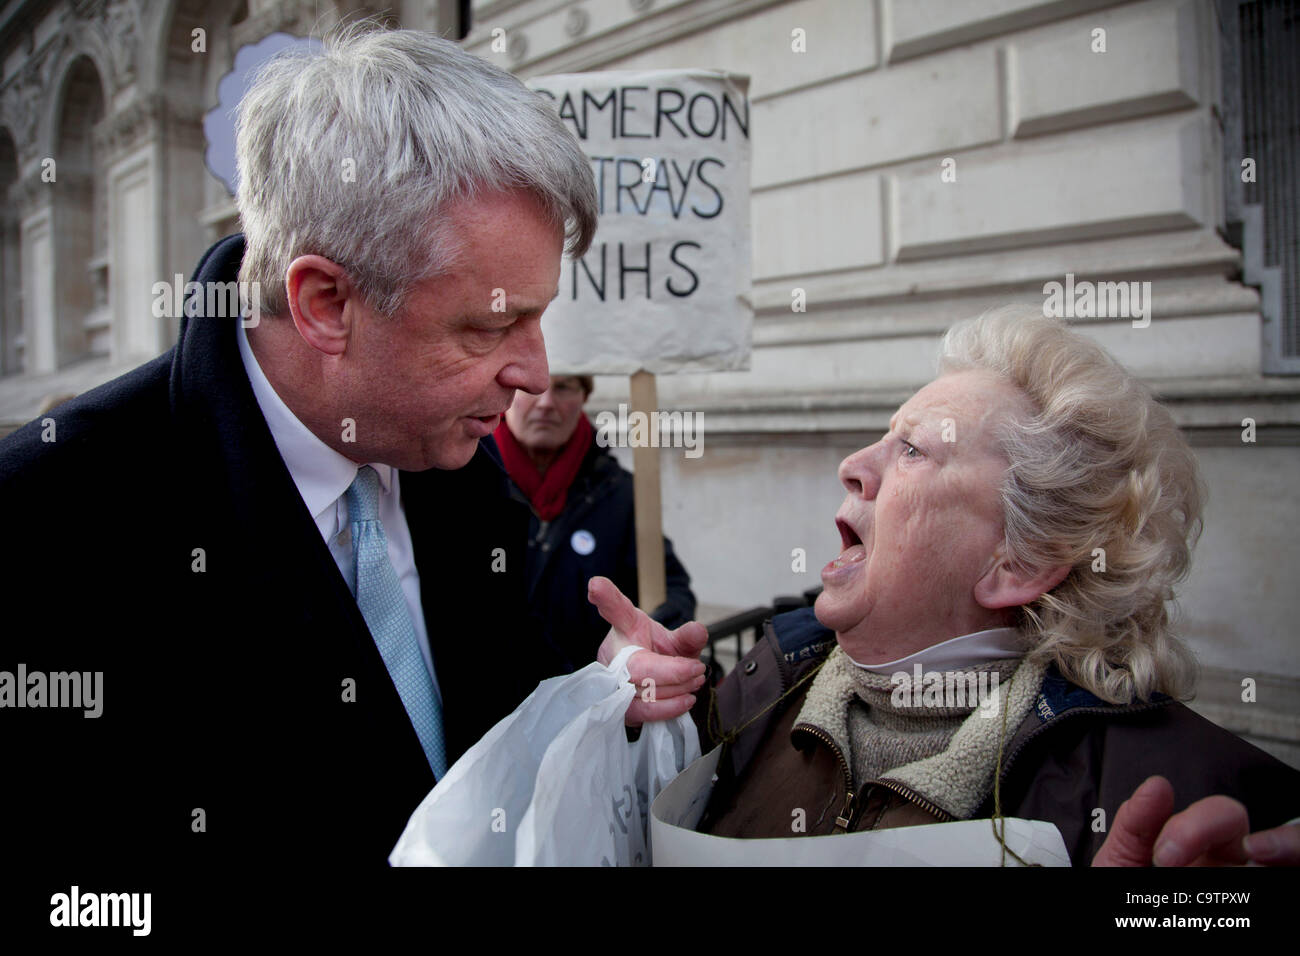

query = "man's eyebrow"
[[482, 289, 560, 319], [513, 288, 560, 311]]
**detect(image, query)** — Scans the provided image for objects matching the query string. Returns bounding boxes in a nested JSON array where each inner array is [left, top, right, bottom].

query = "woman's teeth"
[[830, 545, 866, 568]]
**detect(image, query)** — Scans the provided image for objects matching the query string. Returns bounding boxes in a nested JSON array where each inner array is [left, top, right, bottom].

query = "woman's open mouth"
[[823, 518, 866, 577]]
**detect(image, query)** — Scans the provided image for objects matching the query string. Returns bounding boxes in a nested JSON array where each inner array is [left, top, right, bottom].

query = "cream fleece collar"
[[794, 645, 1048, 819]]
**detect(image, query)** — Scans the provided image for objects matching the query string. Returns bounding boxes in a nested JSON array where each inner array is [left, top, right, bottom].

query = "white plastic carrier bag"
[[390, 645, 701, 866]]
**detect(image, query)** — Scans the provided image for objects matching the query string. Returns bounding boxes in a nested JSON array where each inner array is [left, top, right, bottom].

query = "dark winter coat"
[[510, 440, 696, 671], [0, 234, 568, 872]]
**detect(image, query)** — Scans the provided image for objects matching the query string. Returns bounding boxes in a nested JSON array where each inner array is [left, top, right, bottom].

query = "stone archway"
[[51, 55, 109, 366], [0, 128, 20, 375]]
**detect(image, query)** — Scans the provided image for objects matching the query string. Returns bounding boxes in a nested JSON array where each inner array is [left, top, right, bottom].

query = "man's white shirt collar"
[[237, 321, 392, 528], [845, 626, 1027, 674], [236, 322, 439, 696]]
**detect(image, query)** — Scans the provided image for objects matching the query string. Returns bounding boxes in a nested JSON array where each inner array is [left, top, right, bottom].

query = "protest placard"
[[528, 70, 753, 374], [529, 70, 753, 609]]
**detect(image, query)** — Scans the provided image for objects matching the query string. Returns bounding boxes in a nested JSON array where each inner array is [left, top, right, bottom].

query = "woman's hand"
[[588, 576, 709, 726]]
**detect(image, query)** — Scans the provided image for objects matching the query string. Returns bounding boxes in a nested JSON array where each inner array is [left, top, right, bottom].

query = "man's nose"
[[500, 319, 550, 395], [838, 439, 885, 499]]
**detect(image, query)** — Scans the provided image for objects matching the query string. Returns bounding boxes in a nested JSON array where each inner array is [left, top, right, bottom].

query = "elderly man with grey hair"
[[0, 24, 705, 873]]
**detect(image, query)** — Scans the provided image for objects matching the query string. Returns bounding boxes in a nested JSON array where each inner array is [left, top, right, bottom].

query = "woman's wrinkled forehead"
[[892, 371, 1029, 451]]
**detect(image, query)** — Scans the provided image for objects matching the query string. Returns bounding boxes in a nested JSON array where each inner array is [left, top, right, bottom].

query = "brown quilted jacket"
[[689, 609, 1300, 865]]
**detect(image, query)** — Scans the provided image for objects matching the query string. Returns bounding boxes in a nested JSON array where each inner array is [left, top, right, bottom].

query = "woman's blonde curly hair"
[[940, 306, 1203, 704]]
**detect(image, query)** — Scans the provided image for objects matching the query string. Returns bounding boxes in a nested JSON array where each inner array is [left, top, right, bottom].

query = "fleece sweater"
[[793, 645, 1048, 819]]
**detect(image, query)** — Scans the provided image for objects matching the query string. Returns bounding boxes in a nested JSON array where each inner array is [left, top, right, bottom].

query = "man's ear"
[[974, 549, 1072, 611], [284, 255, 356, 356]]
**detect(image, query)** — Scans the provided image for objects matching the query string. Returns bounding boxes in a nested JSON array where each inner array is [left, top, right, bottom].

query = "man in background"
[[496, 374, 696, 670]]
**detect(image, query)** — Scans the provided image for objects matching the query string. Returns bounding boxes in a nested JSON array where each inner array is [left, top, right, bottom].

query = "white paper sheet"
[[650, 746, 1072, 866]]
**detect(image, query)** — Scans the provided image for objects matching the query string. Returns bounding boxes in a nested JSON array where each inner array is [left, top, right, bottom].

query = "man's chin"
[[443, 439, 481, 471], [407, 436, 480, 472]]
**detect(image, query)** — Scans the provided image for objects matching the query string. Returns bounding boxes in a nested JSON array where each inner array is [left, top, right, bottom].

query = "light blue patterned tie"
[[346, 465, 447, 778]]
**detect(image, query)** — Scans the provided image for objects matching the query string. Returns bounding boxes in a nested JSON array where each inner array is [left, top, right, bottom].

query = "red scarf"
[[495, 414, 594, 521]]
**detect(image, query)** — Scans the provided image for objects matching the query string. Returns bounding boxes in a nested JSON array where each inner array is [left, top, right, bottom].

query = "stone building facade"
[[1, 0, 1296, 766]]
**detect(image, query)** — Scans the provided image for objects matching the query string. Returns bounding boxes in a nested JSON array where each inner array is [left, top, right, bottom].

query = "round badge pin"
[[570, 529, 596, 555]]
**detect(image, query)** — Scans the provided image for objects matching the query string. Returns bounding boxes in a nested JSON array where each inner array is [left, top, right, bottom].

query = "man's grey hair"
[[235, 22, 598, 318]]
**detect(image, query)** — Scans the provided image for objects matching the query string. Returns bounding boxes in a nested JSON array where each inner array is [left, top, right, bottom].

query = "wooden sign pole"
[[628, 370, 667, 612]]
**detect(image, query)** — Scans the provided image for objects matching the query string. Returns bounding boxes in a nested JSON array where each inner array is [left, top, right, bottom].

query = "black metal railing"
[[703, 606, 769, 673], [704, 587, 823, 677]]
